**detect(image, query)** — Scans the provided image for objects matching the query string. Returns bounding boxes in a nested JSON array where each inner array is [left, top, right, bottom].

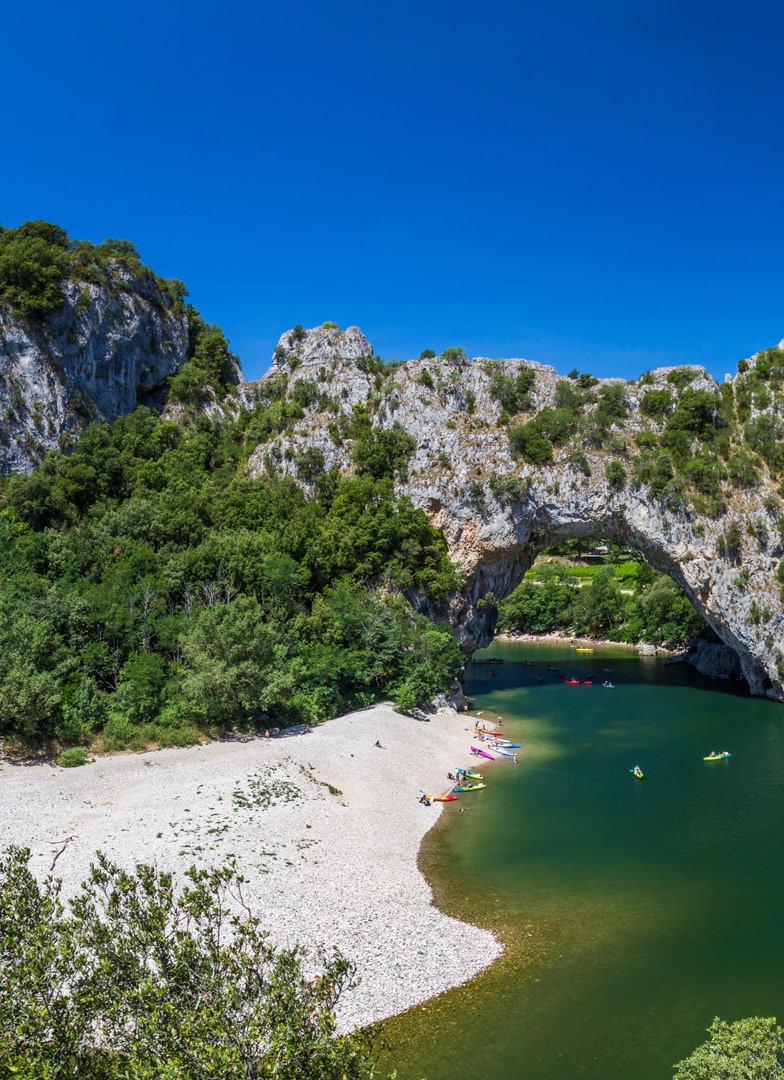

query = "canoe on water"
[[453, 783, 487, 793], [704, 752, 731, 761], [461, 770, 483, 780], [632, 768, 644, 779], [471, 747, 495, 760], [489, 741, 521, 749]]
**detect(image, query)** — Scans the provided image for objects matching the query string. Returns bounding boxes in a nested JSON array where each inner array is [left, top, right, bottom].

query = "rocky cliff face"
[[245, 326, 784, 702], [0, 272, 191, 473]]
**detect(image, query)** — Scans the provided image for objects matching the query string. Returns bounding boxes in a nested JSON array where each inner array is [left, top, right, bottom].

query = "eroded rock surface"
[[0, 274, 190, 473], [246, 326, 784, 702]]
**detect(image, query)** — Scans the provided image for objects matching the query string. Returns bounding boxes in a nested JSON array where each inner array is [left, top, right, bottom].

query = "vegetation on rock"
[[0, 408, 462, 750]]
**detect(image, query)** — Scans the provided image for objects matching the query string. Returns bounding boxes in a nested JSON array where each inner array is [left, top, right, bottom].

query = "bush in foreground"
[[673, 1016, 784, 1079], [0, 846, 391, 1079]]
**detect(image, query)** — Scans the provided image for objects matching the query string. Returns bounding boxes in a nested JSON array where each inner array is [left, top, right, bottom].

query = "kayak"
[[576, 647, 594, 653], [632, 768, 644, 779], [453, 783, 487, 793], [489, 741, 520, 749], [461, 770, 483, 780], [428, 794, 459, 801], [471, 746, 495, 760], [490, 746, 515, 757], [704, 752, 731, 761], [476, 727, 505, 737]]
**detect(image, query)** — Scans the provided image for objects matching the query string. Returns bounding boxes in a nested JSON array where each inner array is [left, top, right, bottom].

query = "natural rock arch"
[[249, 325, 784, 702]]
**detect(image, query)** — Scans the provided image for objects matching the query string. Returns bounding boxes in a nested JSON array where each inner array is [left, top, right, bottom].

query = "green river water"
[[384, 640, 784, 1079]]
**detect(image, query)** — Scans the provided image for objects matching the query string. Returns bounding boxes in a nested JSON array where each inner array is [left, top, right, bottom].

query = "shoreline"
[[0, 703, 502, 1031], [493, 631, 678, 654]]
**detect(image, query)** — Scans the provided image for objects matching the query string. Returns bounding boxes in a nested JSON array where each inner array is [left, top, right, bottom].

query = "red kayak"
[[476, 727, 505, 737], [429, 794, 459, 802], [564, 679, 580, 685], [471, 745, 495, 760]]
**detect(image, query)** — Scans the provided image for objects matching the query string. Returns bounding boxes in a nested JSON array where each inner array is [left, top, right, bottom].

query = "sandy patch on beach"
[[0, 705, 501, 1028]]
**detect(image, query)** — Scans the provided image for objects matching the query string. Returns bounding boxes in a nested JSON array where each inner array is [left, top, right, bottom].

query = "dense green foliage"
[[0, 408, 461, 749], [0, 219, 186, 319], [673, 1017, 784, 1079], [167, 311, 239, 405], [497, 554, 705, 645], [0, 846, 390, 1079], [500, 344, 784, 518]]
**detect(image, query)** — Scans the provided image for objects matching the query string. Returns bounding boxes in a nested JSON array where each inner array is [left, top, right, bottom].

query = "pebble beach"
[[0, 704, 501, 1029]]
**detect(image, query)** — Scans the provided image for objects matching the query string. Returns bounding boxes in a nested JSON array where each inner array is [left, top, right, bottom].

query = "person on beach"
[[264, 729, 270, 739], [374, 740, 384, 748]]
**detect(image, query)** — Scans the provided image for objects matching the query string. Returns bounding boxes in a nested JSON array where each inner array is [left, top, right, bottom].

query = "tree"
[[673, 1017, 784, 1079], [0, 846, 386, 1079]]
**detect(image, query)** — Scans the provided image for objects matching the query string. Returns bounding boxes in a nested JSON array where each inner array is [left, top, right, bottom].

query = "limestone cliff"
[[244, 326, 784, 702], [0, 272, 191, 473]]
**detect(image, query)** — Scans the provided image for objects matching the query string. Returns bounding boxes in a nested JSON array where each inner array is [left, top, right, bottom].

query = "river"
[[383, 640, 784, 1079]]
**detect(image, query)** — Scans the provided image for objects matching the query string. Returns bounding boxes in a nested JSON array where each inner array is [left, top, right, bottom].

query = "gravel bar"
[[0, 704, 502, 1029]]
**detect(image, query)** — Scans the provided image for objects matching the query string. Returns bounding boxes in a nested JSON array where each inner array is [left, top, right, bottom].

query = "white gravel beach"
[[0, 704, 501, 1028]]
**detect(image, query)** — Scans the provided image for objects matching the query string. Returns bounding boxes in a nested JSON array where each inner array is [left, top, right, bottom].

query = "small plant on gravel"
[[57, 747, 89, 768]]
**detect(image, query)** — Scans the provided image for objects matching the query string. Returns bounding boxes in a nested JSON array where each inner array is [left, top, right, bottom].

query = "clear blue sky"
[[4, 0, 783, 381]]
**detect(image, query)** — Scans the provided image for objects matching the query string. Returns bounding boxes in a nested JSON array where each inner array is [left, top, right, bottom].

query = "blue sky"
[[4, 0, 784, 381]]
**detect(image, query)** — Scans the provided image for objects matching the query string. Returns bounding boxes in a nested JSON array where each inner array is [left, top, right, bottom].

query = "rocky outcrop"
[[689, 640, 742, 679], [245, 326, 784, 702], [0, 272, 191, 473]]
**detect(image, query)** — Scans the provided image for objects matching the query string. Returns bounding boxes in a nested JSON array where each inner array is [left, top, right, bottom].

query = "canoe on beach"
[[453, 783, 487, 792], [428, 794, 459, 801], [471, 746, 495, 760]]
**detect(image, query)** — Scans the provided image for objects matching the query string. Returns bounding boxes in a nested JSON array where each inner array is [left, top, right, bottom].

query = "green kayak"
[[453, 783, 487, 793], [704, 752, 731, 761]]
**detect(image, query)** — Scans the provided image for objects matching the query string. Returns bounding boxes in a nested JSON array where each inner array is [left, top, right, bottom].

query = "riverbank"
[[494, 631, 677, 654], [0, 704, 501, 1030]]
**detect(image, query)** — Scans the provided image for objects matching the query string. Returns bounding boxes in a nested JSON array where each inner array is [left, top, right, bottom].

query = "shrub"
[[636, 429, 658, 449], [666, 366, 700, 391], [351, 422, 416, 480], [640, 388, 674, 418], [728, 453, 760, 490], [56, 746, 89, 768], [489, 367, 536, 414], [508, 422, 553, 465], [717, 522, 743, 561], [441, 346, 467, 363], [419, 348, 435, 359], [605, 459, 626, 490]]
